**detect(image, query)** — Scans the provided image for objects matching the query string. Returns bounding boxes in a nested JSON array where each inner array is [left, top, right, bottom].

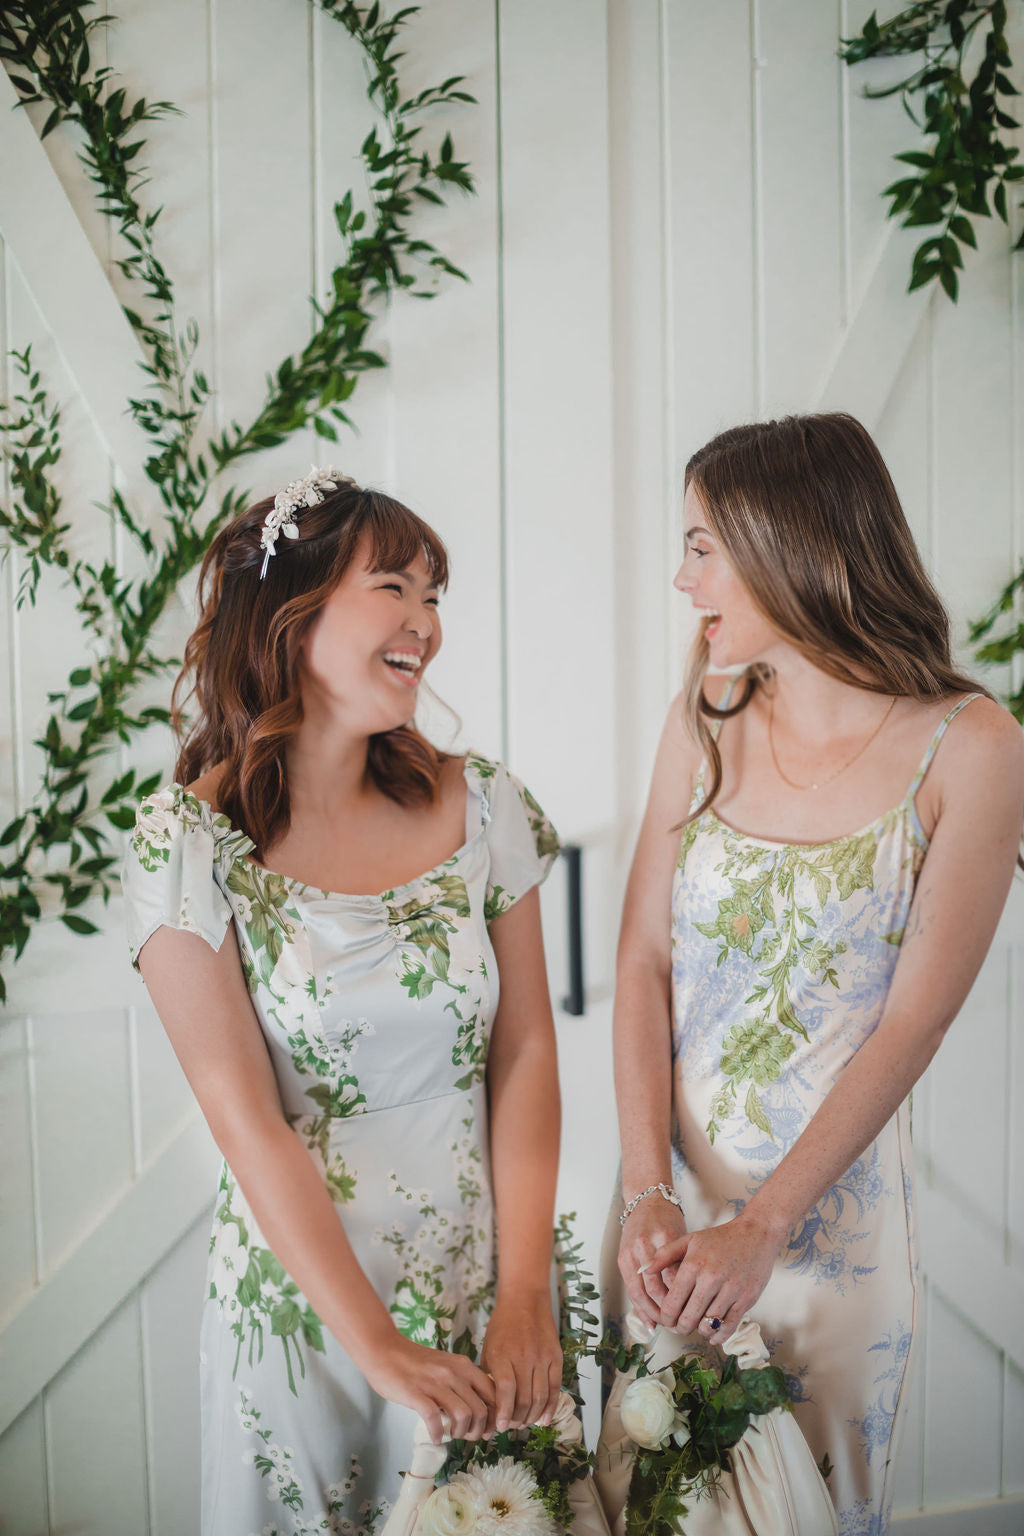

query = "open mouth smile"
[[382, 649, 423, 686]]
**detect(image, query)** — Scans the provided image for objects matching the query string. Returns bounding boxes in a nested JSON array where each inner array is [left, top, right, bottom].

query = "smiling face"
[[302, 533, 442, 736], [674, 483, 780, 668]]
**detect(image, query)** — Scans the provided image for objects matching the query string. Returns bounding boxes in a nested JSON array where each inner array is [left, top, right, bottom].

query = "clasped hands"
[[617, 1197, 781, 1342], [362, 1288, 561, 1446]]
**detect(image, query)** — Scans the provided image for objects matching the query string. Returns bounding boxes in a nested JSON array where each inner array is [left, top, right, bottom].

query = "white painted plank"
[[891, 1314, 925, 1514], [757, 0, 844, 414], [665, 0, 756, 451], [387, 1, 504, 762], [0, 1115, 217, 1435], [141, 1211, 210, 1536], [1009, 937, 1024, 1264], [0, 67, 151, 478], [45, 1296, 149, 1536], [923, 1291, 1004, 1505], [0, 1019, 36, 1324], [931, 191, 1014, 657], [926, 947, 1010, 1240], [0, 896, 142, 1018], [917, 1184, 1021, 1367], [313, 3, 393, 491], [30, 1009, 133, 1280], [212, 0, 318, 496], [1004, 1358, 1024, 1497], [874, 313, 932, 563], [608, 0, 675, 819], [498, 0, 616, 828], [134, 998, 200, 1170], [0, 1396, 48, 1534]]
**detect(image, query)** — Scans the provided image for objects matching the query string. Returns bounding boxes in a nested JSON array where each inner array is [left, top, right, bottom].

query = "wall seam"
[[837, 0, 852, 328], [494, 0, 510, 762], [207, 0, 223, 441], [749, 0, 765, 416]]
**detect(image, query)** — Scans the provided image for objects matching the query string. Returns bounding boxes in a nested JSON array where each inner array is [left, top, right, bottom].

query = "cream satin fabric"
[[595, 1315, 838, 1536], [380, 1392, 612, 1536]]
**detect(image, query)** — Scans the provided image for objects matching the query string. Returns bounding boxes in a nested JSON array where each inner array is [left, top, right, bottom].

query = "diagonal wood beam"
[[0, 67, 151, 475], [0, 1113, 218, 1434]]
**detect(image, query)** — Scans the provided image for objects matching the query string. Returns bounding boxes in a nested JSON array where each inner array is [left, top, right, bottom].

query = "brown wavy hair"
[[173, 479, 450, 856], [681, 412, 992, 824]]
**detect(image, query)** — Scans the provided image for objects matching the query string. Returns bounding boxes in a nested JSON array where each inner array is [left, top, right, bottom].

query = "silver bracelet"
[[619, 1181, 683, 1227]]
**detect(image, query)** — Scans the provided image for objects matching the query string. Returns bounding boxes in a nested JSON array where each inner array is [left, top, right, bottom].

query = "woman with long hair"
[[123, 470, 562, 1534], [607, 415, 1023, 1533]]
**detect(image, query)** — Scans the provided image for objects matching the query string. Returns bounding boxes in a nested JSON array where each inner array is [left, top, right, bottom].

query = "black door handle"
[[560, 844, 584, 1016]]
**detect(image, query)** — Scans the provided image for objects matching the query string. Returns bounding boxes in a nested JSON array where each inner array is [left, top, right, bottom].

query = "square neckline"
[[183, 757, 491, 906]]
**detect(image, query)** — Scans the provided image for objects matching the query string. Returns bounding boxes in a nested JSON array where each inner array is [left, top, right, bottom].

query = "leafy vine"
[[0, 0, 475, 999], [841, 0, 1023, 303]]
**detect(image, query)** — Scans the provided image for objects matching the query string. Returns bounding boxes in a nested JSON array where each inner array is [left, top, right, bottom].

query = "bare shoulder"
[[186, 762, 228, 811], [929, 694, 1024, 822]]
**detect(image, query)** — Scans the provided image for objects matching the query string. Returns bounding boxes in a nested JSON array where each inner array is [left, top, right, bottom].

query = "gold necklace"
[[767, 693, 898, 792]]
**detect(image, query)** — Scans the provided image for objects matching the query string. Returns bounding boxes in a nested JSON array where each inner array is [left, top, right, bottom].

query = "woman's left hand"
[[645, 1211, 784, 1341], [480, 1290, 562, 1433]]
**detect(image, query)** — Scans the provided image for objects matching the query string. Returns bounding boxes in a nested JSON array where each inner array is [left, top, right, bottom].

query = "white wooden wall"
[[0, 2, 1020, 1531]]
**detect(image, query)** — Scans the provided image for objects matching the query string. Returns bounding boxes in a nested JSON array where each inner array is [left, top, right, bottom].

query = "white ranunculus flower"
[[420, 1481, 480, 1536], [621, 1372, 681, 1450]]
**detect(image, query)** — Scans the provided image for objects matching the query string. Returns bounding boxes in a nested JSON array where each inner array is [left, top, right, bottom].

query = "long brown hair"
[[682, 413, 991, 823], [173, 479, 450, 856]]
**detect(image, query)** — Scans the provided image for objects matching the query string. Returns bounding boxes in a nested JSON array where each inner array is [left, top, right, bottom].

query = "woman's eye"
[[426, 596, 440, 607], [378, 582, 403, 594], [689, 545, 709, 560]]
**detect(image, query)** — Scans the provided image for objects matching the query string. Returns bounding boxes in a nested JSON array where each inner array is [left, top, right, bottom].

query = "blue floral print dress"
[[604, 692, 980, 1536], [122, 755, 559, 1536]]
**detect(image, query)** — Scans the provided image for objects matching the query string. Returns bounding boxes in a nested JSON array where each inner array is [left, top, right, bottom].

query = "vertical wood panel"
[[45, 1296, 149, 1535], [314, 5, 393, 493], [927, 951, 1009, 1240], [1004, 1358, 1024, 1497], [141, 1214, 210, 1536], [924, 1291, 1003, 1506], [213, 0, 317, 493], [0, 1397, 48, 1534], [665, 0, 755, 452], [608, 0, 675, 817], [133, 1001, 200, 1170], [31, 1011, 133, 1277], [387, 1, 504, 759], [497, 0, 616, 826], [757, 0, 844, 412], [0, 1018, 37, 1318]]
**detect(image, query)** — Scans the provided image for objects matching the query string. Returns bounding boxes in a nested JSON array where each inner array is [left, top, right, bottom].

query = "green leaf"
[[61, 914, 98, 935], [106, 807, 137, 831]]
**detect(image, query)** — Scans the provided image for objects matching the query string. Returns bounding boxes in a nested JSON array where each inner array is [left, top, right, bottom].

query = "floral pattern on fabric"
[[600, 693, 980, 1536], [122, 755, 558, 1534]]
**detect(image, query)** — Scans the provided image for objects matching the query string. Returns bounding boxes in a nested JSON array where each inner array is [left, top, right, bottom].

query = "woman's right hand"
[[358, 1330, 497, 1445], [618, 1193, 688, 1328]]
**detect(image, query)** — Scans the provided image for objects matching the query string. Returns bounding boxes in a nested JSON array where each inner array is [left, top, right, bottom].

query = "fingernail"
[[637, 1263, 649, 1274], [496, 1418, 508, 1431]]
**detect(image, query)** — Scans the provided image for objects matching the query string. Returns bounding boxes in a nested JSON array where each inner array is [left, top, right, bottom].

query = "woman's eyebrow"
[[685, 525, 712, 540]]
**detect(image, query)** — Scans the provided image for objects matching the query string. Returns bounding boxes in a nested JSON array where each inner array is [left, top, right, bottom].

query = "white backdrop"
[[0, 3, 1021, 1532]]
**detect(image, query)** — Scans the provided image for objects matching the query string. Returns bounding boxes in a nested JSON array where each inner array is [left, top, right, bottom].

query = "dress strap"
[[905, 691, 984, 802], [691, 673, 740, 806]]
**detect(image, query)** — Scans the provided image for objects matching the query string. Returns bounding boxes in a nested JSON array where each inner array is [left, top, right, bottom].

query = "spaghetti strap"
[[905, 691, 984, 802], [691, 673, 741, 807]]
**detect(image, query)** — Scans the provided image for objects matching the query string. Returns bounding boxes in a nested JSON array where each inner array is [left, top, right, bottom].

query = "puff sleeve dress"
[[122, 754, 559, 1536]]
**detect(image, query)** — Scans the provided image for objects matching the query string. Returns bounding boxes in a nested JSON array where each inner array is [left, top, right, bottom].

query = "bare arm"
[[480, 885, 562, 1430], [614, 693, 705, 1324], [651, 700, 1024, 1336], [138, 922, 496, 1443]]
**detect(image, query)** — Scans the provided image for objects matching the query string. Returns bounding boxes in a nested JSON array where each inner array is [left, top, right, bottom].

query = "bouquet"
[[380, 1217, 610, 1536], [595, 1315, 837, 1536]]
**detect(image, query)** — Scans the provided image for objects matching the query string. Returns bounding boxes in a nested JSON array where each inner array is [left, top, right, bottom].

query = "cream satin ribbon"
[[594, 1314, 838, 1536]]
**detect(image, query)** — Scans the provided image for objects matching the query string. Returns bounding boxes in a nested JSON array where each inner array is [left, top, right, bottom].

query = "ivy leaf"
[[61, 913, 98, 935]]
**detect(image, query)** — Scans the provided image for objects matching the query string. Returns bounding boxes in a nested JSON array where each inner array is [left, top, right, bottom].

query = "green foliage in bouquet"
[[841, 1, 1023, 302], [622, 1354, 791, 1536], [438, 1214, 596, 1528]]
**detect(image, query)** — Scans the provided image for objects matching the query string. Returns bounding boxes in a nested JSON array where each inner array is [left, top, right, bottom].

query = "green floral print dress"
[[603, 692, 981, 1536], [122, 756, 559, 1536]]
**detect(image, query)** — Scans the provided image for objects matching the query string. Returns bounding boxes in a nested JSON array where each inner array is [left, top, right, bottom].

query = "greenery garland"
[[0, 0, 475, 1000], [840, 1, 1023, 304]]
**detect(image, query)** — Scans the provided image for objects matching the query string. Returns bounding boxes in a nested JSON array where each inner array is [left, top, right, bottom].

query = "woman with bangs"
[[608, 414, 1023, 1533], [122, 470, 562, 1534]]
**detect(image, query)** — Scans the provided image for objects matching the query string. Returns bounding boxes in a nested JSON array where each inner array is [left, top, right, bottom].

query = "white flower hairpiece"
[[259, 465, 351, 578]]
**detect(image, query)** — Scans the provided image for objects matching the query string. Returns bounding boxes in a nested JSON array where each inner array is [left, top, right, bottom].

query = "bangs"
[[358, 491, 449, 589]]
